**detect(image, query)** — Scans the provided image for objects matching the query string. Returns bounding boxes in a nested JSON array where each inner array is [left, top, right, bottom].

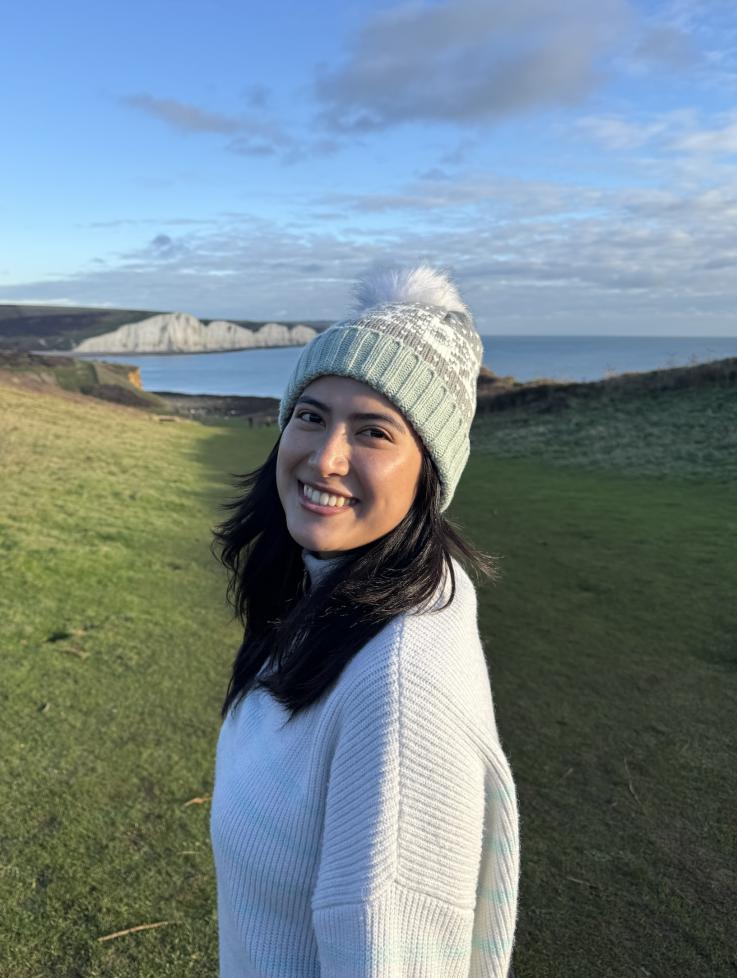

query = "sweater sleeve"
[[310, 617, 519, 978]]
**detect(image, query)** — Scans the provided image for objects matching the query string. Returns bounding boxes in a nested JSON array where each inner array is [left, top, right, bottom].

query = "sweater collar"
[[301, 548, 350, 588]]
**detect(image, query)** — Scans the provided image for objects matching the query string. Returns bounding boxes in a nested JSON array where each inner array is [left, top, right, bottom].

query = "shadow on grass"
[[189, 418, 280, 515]]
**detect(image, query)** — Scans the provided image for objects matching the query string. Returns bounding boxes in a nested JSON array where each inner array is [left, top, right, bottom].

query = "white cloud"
[[313, 0, 634, 132], [4, 175, 737, 335], [671, 118, 737, 155], [575, 114, 674, 150], [574, 107, 737, 164]]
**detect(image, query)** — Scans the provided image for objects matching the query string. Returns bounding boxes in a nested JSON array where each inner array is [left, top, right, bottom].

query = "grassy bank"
[[471, 376, 737, 486], [0, 350, 166, 411], [1, 377, 735, 977]]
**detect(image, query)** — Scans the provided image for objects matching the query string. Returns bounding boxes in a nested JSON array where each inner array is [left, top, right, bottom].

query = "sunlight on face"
[[276, 376, 424, 558]]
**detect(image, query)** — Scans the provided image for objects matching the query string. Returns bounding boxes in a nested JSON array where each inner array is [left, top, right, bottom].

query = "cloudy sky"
[[2, 0, 737, 335]]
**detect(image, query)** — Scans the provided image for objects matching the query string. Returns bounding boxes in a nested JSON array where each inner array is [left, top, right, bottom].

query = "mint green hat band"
[[278, 267, 483, 512]]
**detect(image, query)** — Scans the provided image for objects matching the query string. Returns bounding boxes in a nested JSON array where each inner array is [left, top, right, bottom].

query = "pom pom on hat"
[[352, 264, 470, 318]]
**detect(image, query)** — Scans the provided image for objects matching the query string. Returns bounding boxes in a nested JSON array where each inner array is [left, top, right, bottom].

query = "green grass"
[[1, 379, 735, 977], [471, 381, 737, 486], [0, 384, 267, 977]]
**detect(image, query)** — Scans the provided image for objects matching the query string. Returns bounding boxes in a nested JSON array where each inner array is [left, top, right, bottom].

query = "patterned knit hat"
[[278, 265, 483, 511]]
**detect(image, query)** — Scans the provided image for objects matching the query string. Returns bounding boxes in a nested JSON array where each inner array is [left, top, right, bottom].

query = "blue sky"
[[2, 0, 737, 335]]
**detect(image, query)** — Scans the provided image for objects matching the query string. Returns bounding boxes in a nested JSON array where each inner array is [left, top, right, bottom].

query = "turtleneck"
[[301, 547, 350, 588]]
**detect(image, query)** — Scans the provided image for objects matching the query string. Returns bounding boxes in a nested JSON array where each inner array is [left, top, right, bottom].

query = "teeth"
[[302, 482, 355, 508]]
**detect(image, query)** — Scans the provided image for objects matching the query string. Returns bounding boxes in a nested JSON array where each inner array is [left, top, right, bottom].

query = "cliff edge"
[[73, 312, 318, 354]]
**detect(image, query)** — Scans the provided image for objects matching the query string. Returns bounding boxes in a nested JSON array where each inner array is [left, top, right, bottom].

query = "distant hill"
[[0, 303, 330, 352], [474, 357, 737, 413]]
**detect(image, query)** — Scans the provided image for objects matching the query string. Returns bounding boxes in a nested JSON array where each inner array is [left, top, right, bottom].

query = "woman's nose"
[[309, 427, 350, 476]]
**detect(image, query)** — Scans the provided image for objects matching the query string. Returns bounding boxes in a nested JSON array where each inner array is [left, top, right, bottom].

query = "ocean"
[[76, 335, 737, 399]]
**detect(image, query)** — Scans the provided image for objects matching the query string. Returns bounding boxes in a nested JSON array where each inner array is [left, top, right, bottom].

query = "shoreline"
[[3, 348, 735, 421], [149, 356, 737, 419]]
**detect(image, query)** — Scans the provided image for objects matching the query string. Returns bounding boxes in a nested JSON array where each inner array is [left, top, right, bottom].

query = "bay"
[[76, 335, 737, 399]]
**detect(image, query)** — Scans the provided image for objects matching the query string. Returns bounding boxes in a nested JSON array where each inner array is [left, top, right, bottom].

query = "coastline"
[[3, 348, 736, 422], [150, 356, 737, 419]]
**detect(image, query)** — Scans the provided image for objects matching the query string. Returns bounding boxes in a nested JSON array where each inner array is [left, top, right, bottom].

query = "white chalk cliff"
[[73, 312, 318, 354]]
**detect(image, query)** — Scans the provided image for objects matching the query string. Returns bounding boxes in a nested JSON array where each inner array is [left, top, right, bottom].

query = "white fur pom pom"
[[352, 264, 469, 317]]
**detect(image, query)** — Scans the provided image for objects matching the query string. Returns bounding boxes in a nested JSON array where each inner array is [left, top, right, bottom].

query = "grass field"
[[1, 374, 735, 977]]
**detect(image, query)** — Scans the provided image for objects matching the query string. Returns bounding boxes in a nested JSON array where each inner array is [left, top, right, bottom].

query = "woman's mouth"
[[298, 480, 359, 515]]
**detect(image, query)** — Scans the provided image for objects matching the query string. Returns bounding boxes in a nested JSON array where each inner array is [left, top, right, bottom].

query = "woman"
[[210, 265, 520, 978]]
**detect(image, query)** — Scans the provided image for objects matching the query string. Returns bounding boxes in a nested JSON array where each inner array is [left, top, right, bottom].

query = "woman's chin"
[[287, 518, 352, 554]]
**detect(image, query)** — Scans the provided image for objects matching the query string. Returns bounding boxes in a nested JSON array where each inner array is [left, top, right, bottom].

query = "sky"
[[2, 0, 737, 336]]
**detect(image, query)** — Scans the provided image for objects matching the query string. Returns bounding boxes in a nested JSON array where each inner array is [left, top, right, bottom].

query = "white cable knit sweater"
[[210, 549, 520, 977]]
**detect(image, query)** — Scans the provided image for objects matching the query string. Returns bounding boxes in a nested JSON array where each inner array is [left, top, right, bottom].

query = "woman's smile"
[[297, 479, 359, 516]]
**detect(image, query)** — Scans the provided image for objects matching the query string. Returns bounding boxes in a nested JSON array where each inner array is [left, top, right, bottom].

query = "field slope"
[[0, 375, 735, 977]]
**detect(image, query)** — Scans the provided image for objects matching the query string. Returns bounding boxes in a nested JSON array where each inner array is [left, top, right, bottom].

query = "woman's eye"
[[294, 412, 389, 441]]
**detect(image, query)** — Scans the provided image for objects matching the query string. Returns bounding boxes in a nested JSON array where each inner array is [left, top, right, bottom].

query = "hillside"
[[475, 356, 737, 412], [0, 375, 734, 977], [0, 302, 330, 352], [471, 357, 737, 486], [0, 350, 167, 411]]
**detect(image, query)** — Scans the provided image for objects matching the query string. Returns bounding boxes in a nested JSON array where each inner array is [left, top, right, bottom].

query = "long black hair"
[[212, 430, 498, 725]]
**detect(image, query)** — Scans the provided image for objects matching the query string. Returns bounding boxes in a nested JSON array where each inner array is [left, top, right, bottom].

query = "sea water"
[[72, 335, 737, 399]]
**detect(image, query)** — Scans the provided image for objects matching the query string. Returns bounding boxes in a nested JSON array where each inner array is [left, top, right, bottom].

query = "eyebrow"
[[295, 395, 408, 434]]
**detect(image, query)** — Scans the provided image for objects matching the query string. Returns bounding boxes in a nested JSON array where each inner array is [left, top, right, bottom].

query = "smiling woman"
[[276, 376, 425, 557], [209, 265, 520, 978]]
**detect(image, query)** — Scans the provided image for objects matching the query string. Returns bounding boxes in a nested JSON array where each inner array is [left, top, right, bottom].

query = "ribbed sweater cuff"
[[312, 880, 513, 978]]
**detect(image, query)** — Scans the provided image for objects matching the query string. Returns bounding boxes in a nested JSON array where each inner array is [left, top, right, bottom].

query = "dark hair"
[[211, 431, 498, 726]]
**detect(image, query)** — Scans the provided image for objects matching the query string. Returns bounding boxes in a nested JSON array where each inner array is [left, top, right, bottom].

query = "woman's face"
[[276, 375, 424, 559]]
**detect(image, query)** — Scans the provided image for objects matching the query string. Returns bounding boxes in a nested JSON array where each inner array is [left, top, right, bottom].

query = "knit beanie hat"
[[278, 265, 483, 512]]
